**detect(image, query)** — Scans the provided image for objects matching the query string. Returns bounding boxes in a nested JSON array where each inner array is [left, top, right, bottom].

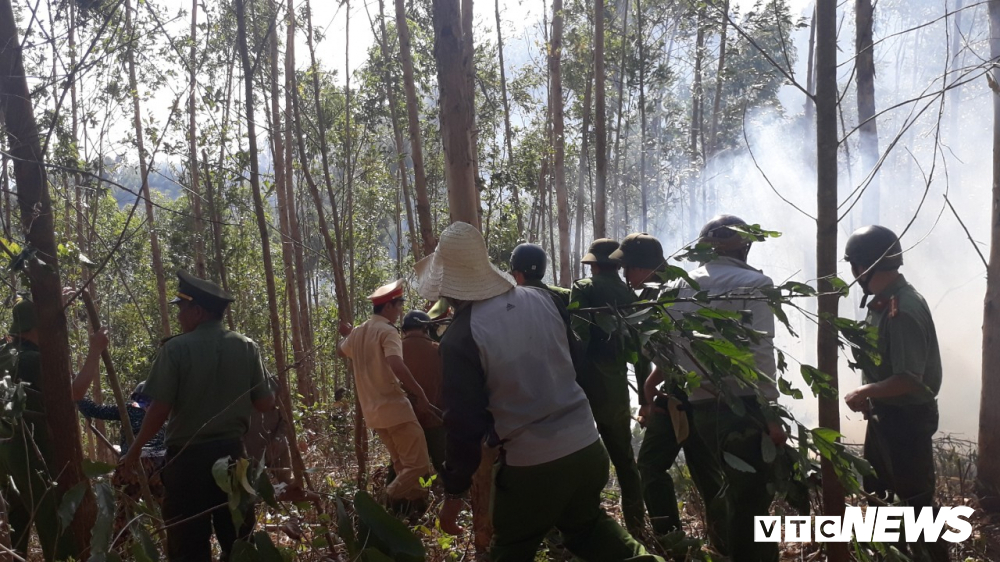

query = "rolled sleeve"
[[143, 345, 179, 406], [439, 310, 492, 495], [381, 327, 403, 359]]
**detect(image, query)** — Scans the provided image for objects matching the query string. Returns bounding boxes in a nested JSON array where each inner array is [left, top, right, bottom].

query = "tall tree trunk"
[[815, 1, 848, 560], [594, 0, 607, 238], [495, 0, 523, 235], [268, 18, 310, 407], [202, 150, 234, 330], [575, 69, 594, 279], [124, 0, 170, 337], [376, 0, 419, 259], [549, 0, 570, 286], [688, 6, 705, 229], [611, 0, 630, 238], [949, 0, 964, 137], [285, 0, 315, 402], [462, 0, 482, 223], [235, 0, 308, 490], [636, 0, 648, 233], [856, 0, 880, 225], [189, 0, 205, 277], [708, 0, 729, 156], [805, 4, 817, 121], [979, 0, 1000, 509], [396, 0, 437, 254], [433, 0, 480, 226], [0, 0, 97, 550]]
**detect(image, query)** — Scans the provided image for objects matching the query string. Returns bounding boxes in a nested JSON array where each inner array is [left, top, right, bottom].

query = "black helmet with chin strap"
[[401, 310, 431, 331], [699, 214, 753, 255], [844, 225, 903, 272], [844, 225, 903, 307]]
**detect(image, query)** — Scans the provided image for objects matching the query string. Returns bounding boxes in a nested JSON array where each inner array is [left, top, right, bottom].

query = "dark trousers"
[[864, 401, 948, 562], [594, 406, 645, 534], [636, 404, 684, 535], [490, 439, 663, 562], [162, 439, 255, 562], [0, 426, 75, 561]]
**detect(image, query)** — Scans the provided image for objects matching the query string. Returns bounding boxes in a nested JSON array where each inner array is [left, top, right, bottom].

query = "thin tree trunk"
[[124, 0, 170, 338], [979, 0, 1000, 509], [376, 0, 419, 259], [708, 0, 729, 156], [549, 0, 570, 286], [462, 0, 482, 223], [575, 69, 594, 279], [433, 0, 480, 226], [202, 150, 234, 330], [235, 0, 308, 491], [0, 0, 97, 549], [285, 0, 315, 404], [856, 0, 880, 225], [805, 4, 817, 121], [268, 19, 310, 408], [594, 0, 607, 238], [495, 0, 523, 235], [815, 1, 848, 560], [396, 0, 437, 254], [636, 0, 649, 233], [688, 5, 705, 228], [189, 0, 205, 277]]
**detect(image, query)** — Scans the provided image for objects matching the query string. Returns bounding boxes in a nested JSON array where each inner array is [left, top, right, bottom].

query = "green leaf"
[[230, 539, 261, 562], [132, 522, 159, 562], [212, 456, 233, 494], [87, 482, 117, 561], [335, 496, 359, 556], [253, 531, 284, 562], [82, 459, 117, 478], [812, 427, 842, 443], [362, 548, 396, 562], [354, 491, 425, 561], [255, 468, 277, 509], [761, 432, 777, 464], [723, 452, 756, 473], [57, 481, 88, 531]]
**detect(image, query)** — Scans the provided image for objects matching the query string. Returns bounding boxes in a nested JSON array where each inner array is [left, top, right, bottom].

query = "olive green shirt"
[[523, 278, 571, 306], [570, 271, 636, 415], [863, 275, 942, 406], [144, 320, 274, 447]]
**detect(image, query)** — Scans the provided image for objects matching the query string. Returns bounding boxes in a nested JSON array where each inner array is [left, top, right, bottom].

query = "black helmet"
[[844, 225, 903, 272], [401, 310, 431, 331], [510, 243, 547, 279], [699, 215, 752, 253]]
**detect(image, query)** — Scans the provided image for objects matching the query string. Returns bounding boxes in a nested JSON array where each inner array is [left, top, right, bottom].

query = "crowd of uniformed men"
[[0, 214, 946, 562]]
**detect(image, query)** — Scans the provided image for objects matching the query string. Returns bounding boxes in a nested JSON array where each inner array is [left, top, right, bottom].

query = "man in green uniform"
[[0, 297, 106, 561], [122, 271, 276, 562], [844, 225, 947, 562], [509, 243, 571, 304], [570, 239, 645, 534], [608, 233, 684, 536]]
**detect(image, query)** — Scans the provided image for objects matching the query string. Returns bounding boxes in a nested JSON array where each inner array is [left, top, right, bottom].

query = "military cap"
[[367, 279, 406, 306], [609, 233, 664, 270], [169, 270, 234, 313], [581, 239, 622, 266], [8, 297, 36, 335]]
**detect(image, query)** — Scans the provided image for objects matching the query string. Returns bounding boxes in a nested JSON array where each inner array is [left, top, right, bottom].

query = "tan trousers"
[[375, 420, 431, 501]]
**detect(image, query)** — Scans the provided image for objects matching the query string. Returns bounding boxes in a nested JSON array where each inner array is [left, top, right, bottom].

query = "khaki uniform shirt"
[[402, 332, 443, 428], [341, 315, 418, 429], [144, 320, 274, 447], [862, 275, 942, 406]]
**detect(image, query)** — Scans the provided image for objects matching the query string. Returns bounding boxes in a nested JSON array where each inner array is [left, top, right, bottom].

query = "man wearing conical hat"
[[122, 271, 276, 561], [418, 222, 662, 561], [337, 279, 436, 506], [570, 239, 645, 535]]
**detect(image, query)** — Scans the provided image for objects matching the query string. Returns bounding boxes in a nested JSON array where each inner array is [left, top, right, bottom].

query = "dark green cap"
[[582, 239, 621, 266], [608, 233, 664, 270], [9, 297, 36, 335], [169, 270, 234, 313]]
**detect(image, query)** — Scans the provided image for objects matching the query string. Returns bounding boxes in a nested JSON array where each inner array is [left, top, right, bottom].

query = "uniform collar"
[[867, 274, 908, 312], [194, 319, 226, 332], [369, 315, 396, 328]]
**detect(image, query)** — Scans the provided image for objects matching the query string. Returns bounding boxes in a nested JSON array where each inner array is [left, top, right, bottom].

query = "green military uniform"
[[859, 274, 946, 562], [523, 277, 570, 305], [0, 299, 76, 561], [143, 271, 275, 562], [571, 240, 645, 533]]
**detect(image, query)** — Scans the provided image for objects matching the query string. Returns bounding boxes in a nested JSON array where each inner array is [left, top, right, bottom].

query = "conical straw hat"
[[415, 222, 515, 302]]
